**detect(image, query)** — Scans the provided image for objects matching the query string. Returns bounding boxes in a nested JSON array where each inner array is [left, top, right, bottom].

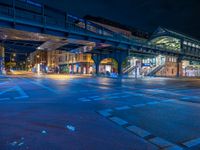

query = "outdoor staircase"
[[146, 64, 165, 76], [123, 65, 136, 74]]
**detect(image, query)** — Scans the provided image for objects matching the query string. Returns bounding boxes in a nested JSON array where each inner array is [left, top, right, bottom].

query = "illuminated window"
[[183, 41, 187, 45]]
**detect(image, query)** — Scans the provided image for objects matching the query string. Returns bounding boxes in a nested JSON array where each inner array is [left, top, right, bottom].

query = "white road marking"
[[14, 86, 29, 99], [81, 99, 91, 102], [98, 109, 112, 117], [149, 137, 174, 148], [107, 96, 120, 99], [21, 78, 58, 94], [163, 99, 175, 103], [147, 101, 160, 105], [0, 87, 15, 95], [133, 104, 146, 107], [115, 106, 131, 111], [14, 96, 29, 99], [93, 97, 104, 101], [0, 97, 10, 101], [183, 137, 200, 148], [89, 96, 99, 99], [0, 81, 9, 85], [126, 125, 151, 138], [164, 145, 183, 150], [120, 95, 131, 98], [109, 117, 128, 126]]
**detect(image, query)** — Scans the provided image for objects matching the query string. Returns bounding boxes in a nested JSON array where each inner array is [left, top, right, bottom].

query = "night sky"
[[37, 0, 200, 39]]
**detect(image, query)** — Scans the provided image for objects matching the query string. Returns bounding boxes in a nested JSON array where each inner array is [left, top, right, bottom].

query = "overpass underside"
[[0, 27, 196, 78]]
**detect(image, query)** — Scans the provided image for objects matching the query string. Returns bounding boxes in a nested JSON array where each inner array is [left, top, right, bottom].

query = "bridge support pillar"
[[95, 62, 100, 75], [0, 45, 5, 75], [91, 54, 101, 76], [91, 50, 128, 77], [176, 57, 182, 78], [118, 59, 123, 77]]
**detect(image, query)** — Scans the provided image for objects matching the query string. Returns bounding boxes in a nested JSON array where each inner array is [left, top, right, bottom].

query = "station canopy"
[[151, 36, 181, 51]]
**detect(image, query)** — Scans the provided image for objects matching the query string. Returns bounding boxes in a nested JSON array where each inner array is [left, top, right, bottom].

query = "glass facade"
[[151, 36, 181, 51]]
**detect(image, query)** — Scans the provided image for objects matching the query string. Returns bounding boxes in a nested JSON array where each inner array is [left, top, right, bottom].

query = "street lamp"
[[36, 54, 40, 74]]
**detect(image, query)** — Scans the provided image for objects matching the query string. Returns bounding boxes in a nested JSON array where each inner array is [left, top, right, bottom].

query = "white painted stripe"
[[120, 95, 131, 98], [163, 99, 175, 103], [14, 96, 29, 99], [181, 97, 191, 100], [126, 125, 151, 138], [132, 93, 144, 96], [115, 106, 131, 111], [89, 96, 99, 98], [26, 80, 57, 93], [147, 101, 160, 105], [183, 137, 200, 148], [93, 97, 104, 101], [110, 117, 128, 126], [103, 109, 113, 112], [108, 96, 120, 99], [0, 81, 9, 85], [133, 104, 146, 107], [81, 99, 91, 102], [15, 86, 29, 99], [164, 145, 183, 150], [98, 110, 111, 117], [0, 87, 15, 95], [78, 98, 88, 100], [149, 137, 174, 148], [0, 97, 10, 101]]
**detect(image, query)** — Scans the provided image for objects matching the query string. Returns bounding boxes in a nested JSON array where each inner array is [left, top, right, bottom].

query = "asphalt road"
[[1, 75, 200, 150]]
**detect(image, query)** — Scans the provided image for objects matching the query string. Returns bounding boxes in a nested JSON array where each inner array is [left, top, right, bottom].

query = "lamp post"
[[36, 54, 40, 74], [9, 53, 16, 70]]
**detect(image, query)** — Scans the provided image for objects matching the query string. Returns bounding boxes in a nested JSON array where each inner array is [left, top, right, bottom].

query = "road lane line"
[[115, 106, 131, 111], [93, 97, 104, 101], [120, 95, 131, 98], [164, 145, 183, 150], [149, 137, 174, 148], [98, 109, 112, 117], [14, 86, 29, 99], [0, 87, 15, 95], [133, 104, 146, 107], [147, 101, 160, 105], [126, 125, 151, 138], [109, 117, 128, 126], [0, 97, 10, 101], [29, 81, 57, 93], [183, 137, 200, 148]]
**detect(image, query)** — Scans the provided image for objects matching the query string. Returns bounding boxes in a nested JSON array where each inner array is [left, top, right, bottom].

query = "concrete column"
[[0, 45, 5, 75], [91, 53, 101, 76], [176, 57, 182, 77], [118, 61, 122, 76], [95, 62, 100, 75], [71, 64, 74, 74]]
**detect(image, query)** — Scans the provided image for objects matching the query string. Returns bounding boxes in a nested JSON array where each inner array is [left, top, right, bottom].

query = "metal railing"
[[0, 1, 133, 42], [146, 64, 165, 76], [123, 65, 136, 74]]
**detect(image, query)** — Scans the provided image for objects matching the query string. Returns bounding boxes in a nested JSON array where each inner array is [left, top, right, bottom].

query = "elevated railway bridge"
[[0, 0, 200, 76]]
